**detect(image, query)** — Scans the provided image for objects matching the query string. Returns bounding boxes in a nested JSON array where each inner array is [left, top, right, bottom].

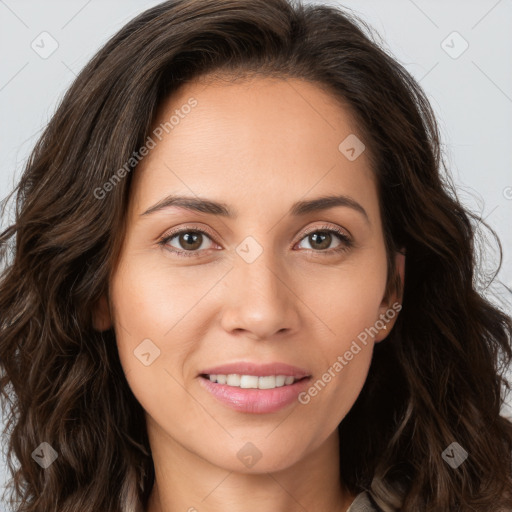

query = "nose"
[[219, 248, 301, 341]]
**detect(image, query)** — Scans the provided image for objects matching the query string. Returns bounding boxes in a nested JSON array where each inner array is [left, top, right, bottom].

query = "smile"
[[201, 373, 305, 389]]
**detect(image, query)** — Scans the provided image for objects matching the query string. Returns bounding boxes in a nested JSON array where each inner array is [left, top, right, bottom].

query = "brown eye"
[[159, 225, 353, 258], [307, 231, 333, 250], [176, 231, 204, 251], [160, 229, 216, 256], [297, 227, 352, 254]]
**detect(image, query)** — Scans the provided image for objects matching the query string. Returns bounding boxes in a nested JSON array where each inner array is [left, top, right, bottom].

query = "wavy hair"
[[1, 0, 512, 510]]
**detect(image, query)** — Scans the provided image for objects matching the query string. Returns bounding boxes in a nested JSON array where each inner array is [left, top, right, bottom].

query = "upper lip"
[[199, 362, 311, 379]]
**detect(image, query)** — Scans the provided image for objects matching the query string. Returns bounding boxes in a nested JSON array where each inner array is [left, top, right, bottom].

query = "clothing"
[[346, 490, 378, 511]]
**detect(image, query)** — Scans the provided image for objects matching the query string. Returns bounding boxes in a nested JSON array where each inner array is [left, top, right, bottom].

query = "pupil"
[[311, 232, 330, 249], [181, 232, 201, 250]]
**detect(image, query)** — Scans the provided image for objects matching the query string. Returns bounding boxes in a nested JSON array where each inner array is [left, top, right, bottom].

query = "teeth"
[[241, 375, 259, 388], [206, 374, 300, 389], [276, 375, 286, 387], [227, 374, 241, 386]]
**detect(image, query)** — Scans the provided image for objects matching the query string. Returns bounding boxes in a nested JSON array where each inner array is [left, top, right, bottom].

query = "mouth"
[[199, 373, 310, 389], [196, 362, 312, 414]]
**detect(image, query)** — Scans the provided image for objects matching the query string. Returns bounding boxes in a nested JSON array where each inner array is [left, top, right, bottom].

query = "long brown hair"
[[1, 1, 511, 510]]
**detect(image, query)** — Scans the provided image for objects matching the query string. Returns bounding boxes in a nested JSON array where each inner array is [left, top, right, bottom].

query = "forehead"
[[130, 75, 379, 225]]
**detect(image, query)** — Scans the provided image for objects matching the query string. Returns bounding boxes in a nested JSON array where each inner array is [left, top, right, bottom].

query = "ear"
[[92, 293, 113, 331], [375, 248, 405, 342]]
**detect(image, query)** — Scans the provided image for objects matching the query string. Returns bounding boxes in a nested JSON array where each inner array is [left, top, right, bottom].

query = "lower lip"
[[198, 376, 311, 414]]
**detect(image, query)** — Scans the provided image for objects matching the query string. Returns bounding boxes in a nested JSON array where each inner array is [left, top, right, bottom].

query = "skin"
[[94, 74, 405, 512]]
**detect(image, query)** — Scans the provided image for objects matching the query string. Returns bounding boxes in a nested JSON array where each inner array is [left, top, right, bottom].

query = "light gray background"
[[1, 0, 511, 502]]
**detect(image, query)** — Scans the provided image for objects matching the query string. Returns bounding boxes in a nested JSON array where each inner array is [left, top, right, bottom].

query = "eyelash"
[[157, 224, 353, 258]]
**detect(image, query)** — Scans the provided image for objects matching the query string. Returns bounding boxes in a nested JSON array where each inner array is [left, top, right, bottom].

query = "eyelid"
[[159, 223, 220, 245], [299, 223, 351, 240]]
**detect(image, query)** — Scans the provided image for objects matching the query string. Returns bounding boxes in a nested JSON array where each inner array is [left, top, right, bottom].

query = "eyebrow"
[[140, 194, 370, 225]]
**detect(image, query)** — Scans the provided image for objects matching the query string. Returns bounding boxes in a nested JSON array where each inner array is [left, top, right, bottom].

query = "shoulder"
[[346, 490, 378, 512]]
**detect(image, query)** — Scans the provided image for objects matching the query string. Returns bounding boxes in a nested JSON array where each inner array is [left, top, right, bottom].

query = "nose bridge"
[[220, 234, 299, 339], [235, 236, 288, 309]]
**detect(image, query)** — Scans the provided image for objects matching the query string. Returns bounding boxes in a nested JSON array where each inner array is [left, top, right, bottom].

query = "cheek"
[[296, 253, 386, 414], [109, 257, 180, 384], [303, 253, 388, 343], [109, 254, 227, 397], [110, 253, 217, 340], [109, 260, 194, 429]]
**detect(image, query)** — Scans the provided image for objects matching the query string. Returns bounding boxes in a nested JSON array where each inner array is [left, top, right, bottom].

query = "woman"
[[1, 1, 511, 511]]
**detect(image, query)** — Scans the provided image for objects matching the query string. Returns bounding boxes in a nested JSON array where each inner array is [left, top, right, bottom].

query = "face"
[[96, 74, 404, 474]]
